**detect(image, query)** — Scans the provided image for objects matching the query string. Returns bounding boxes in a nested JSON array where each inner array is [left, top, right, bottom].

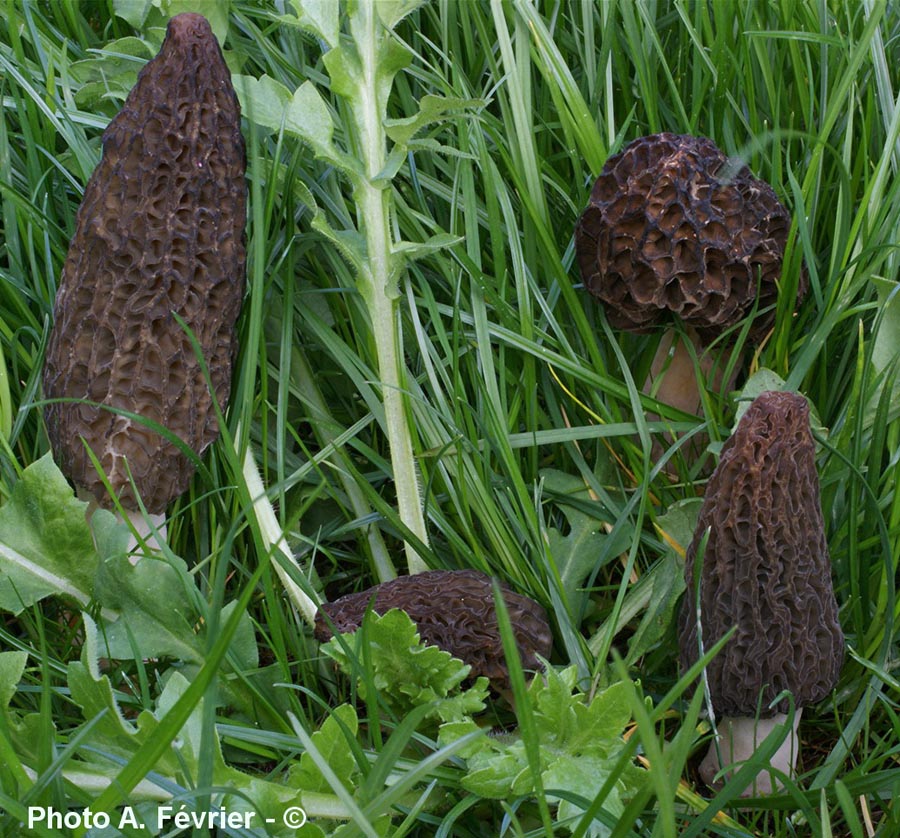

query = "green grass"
[[2, 0, 900, 835]]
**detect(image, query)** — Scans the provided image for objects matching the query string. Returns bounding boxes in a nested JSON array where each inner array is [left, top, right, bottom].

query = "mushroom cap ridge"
[[575, 133, 806, 342], [678, 391, 844, 717], [43, 13, 246, 513], [315, 569, 553, 690]]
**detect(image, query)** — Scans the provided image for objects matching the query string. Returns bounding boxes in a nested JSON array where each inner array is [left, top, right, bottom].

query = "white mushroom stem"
[[699, 711, 802, 796], [79, 488, 167, 561], [121, 508, 167, 556]]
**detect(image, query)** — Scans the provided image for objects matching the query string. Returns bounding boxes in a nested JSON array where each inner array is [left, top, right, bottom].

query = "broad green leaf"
[[531, 663, 580, 744], [541, 469, 629, 617], [384, 94, 483, 146], [374, 0, 427, 30], [0, 454, 99, 615], [544, 753, 623, 838], [70, 623, 302, 822], [374, 38, 413, 112], [0, 651, 27, 710], [94, 551, 204, 664], [463, 744, 528, 798], [392, 233, 463, 263], [321, 609, 488, 722], [587, 499, 698, 659], [322, 41, 362, 101], [113, 0, 153, 27], [311, 214, 367, 277], [580, 681, 633, 744], [624, 550, 687, 665], [233, 74, 293, 134], [436, 718, 488, 759], [288, 704, 359, 794], [159, 0, 231, 43], [622, 503, 695, 663], [67, 615, 160, 766], [221, 599, 259, 671], [460, 667, 641, 809], [284, 81, 340, 160], [732, 368, 788, 425], [90, 506, 132, 559], [289, 0, 339, 47], [69, 37, 153, 108]]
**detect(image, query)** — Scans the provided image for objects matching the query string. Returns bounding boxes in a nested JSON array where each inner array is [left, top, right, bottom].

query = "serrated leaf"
[[283, 81, 339, 159], [462, 745, 526, 798], [289, 0, 339, 47], [406, 137, 477, 159], [159, 0, 231, 43], [0, 651, 27, 710], [461, 666, 641, 812], [0, 454, 100, 615], [288, 704, 359, 794], [384, 94, 483, 146], [733, 368, 788, 425], [113, 0, 153, 27], [541, 469, 629, 617], [624, 546, 687, 666], [68, 614, 156, 765], [233, 74, 293, 134], [374, 0, 427, 30], [322, 41, 361, 101], [436, 718, 488, 759], [392, 233, 463, 262], [581, 680, 633, 743], [94, 552, 204, 664], [321, 609, 488, 722], [311, 214, 367, 276], [544, 753, 623, 838]]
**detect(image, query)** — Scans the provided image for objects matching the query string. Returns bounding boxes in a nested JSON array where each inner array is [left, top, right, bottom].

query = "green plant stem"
[[354, 0, 428, 575]]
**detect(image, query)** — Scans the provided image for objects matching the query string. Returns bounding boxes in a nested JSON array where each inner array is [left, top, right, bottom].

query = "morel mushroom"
[[679, 391, 844, 795], [575, 133, 806, 418], [43, 13, 246, 544], [315, 569, 553, 692]]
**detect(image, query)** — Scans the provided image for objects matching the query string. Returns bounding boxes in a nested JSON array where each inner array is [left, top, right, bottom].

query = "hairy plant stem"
[[353, 0, 428, 575]]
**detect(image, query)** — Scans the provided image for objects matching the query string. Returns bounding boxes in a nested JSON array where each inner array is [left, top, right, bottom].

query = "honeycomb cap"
[[43, 13, 246, 513], [678, 391, 844, 717], [575, 133, 805, 342], [315, 569, 553, 690]]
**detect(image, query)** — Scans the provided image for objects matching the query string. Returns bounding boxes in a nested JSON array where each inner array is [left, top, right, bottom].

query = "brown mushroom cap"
[[43, 13, 246, 513], [575, 133, 805, 342], [678, 391, 844, 717], [315, 569, 553, 690]]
